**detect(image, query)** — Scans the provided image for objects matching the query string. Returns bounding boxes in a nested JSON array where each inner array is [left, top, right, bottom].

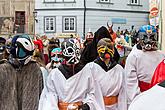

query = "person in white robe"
[[38, 38, 105, 110], [128, 82, 165, 110], [125, 25, 165, 107], [129, 60, 165, 110], [87, 38, 127, 110]]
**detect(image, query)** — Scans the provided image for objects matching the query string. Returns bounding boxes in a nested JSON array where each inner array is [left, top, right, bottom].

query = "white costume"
[[125, 45, 165, 105], [128, 84, 165, 110], [46, 62, 61, 73], [38, 64, 105, 110], [40, 67, 49, 87], [87, 62, 127, 110]]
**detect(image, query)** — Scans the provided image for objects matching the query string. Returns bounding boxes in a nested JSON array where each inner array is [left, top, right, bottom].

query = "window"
[[131, 0, 139, 4], [63, 17, 76, 32], [44, 0, 75, 2], [63, 0, 74, 2], [15, 11, 25, 25], [100, 0, 110, 3], [44, 17, 56, 32], [44, 0, 54, 2]]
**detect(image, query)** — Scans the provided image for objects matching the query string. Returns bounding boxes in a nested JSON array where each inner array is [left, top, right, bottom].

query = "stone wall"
[[0, 0, 35, 35]]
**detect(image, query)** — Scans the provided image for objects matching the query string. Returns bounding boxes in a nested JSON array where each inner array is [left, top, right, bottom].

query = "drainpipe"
[[83, 0, 86, 39], [159, 0, 162, 50]]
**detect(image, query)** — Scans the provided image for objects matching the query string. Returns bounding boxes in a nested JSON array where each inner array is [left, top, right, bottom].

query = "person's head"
[[97, 38, 114, 63], [35, 34, 39, 39], [94, 26, 113, 44], [54, 38, 60, 46], [42, 35, 47, 40], [33, 40, 43, 61], [131, 25, 134, 30], [61, 38, 80, 65], [51, 48, 62, 63], [0, 37, 6, 53], [70, 34, 74, 38], [137, 25, 158, 51], [10, 34, 34, 65], [85, 32, 94, 42], [33, 40, 43, 52], [120, 30, 124, 35]]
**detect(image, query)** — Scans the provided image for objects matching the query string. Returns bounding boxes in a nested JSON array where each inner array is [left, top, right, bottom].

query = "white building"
[[35, 0, 149, 38]]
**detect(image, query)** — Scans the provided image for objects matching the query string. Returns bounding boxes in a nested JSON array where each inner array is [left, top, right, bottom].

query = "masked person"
[[128, 59, 165, 110], [80, 26, 120, 65], [0, 34, 43, 110], [115, 36, 130, 68], [38, 38, 105, 110], [46, 47, 62, 72], [87, 38, 126, 110], [125, 25, 165, 107]]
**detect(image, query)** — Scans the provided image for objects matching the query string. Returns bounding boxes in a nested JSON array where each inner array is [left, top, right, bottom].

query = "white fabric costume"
[[128, 84, 165, 110], [38, 64, 105, 110], [87, 62, 127, 110], [125, 45, 165, 105], [46, 62, 61, 73], [40, 67, 49, 87]]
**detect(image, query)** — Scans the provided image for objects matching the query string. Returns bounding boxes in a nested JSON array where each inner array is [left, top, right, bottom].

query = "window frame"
[[62, 16, 77, 33], [99, 0, 111, 3], [44, 16, 56, 33], [44, 0, 55, 3], [43, 0, 76, 3], [127, 0, 142, 6], [97, 0, 113, 4], [130, 0, 139, 5]]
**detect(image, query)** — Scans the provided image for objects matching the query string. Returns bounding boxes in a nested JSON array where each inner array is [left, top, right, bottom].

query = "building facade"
[[0, 0, 35, 36], [35, 0, 149, 38]]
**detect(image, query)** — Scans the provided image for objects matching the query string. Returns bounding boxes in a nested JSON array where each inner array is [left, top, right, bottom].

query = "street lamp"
[[33, 11, 38, 35]]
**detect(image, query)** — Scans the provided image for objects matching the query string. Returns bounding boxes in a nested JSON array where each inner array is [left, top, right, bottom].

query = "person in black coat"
[[80, 26, 120, 65]]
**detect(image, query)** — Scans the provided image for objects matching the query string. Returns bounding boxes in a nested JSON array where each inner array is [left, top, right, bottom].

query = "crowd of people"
[[0, 24, 165, 110]]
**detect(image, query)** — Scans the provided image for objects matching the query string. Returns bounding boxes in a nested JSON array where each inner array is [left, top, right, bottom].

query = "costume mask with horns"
[[137, 25, 158, 51], [107, 22, 117, 42]]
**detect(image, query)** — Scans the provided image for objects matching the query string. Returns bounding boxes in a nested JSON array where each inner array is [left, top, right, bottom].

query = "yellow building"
[[0, 0, 35, 35]]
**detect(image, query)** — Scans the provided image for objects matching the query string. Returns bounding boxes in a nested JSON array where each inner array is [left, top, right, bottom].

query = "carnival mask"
[[138, 25, 158, 51], [10, 34, 34, 65], [61, 39, 80, 65]]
